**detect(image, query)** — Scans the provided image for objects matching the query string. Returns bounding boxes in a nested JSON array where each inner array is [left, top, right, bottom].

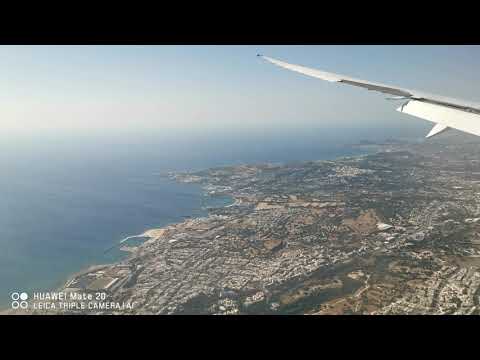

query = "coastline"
[[6, 140, 480, 314], [50, 150, 370, 292], [2, 146, 374, 314]]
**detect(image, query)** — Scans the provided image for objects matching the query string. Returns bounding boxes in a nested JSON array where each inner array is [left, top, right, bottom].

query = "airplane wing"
[[258, 54, 480, 138]]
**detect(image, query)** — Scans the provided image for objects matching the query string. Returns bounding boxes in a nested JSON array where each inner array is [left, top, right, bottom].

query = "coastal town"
[[18, 138, 480, 315]]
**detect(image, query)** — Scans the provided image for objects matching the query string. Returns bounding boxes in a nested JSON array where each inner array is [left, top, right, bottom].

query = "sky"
[[1, 45, 480, 141]]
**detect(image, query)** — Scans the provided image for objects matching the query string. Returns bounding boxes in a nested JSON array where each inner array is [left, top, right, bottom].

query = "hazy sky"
[[1, 45, 480, 139]]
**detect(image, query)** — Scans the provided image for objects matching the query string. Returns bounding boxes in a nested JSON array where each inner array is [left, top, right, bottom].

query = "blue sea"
[[0, 129, 383, 308]]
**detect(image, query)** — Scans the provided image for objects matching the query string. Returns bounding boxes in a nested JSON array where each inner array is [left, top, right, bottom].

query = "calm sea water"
[[0, 131, 373, 308]]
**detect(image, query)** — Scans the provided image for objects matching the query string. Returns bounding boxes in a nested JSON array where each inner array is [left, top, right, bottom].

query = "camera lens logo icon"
[[11, 292, 29, 310]]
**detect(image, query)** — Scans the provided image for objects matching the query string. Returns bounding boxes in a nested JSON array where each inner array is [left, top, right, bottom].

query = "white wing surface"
[[259, 54, 480, 138]]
